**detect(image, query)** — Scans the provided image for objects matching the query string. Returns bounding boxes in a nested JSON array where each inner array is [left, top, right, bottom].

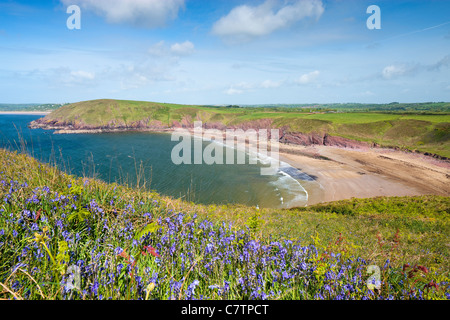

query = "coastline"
[[170, 127, 450, 206], [278, 144, 450, 206], [26, 122, 450, 207]]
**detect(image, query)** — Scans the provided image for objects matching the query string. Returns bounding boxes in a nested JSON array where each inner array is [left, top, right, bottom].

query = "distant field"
[[36, 99, 450, 157], [0, 103, 64, 112]]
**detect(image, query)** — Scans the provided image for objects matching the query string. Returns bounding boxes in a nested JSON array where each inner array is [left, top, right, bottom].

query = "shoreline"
[[26, 123, 450, 207], [278, 144, 449, 206]]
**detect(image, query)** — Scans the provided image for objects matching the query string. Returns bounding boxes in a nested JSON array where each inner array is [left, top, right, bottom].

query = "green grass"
[[0, 149, 449, 300], [38, 99, 450, 157]]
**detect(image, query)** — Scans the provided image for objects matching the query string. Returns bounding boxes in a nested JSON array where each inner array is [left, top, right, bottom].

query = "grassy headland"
[[30, 99, 450, 158], [0, 149, 448, 300]]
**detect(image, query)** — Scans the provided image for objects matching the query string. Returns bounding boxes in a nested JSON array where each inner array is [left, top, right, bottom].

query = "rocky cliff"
[[29, 116, 371, 150]]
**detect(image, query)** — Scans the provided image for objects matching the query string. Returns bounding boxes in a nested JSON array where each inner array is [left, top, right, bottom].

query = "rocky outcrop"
[[25, 115, 398, 152], [28, 118, 169, 132], [279, 131, 369, 148]]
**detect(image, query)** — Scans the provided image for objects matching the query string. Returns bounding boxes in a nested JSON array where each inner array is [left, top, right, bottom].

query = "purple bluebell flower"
[[186, 280, 200, 300]]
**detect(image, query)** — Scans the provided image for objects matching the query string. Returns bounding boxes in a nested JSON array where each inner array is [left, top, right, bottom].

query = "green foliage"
[[0, 149, 448, 300], [67, 208, 91, 223], [246, 211, 263, 235], [38, 99, 450, 157], [55, 240, 70, 275], [134, 222, 162, 240]]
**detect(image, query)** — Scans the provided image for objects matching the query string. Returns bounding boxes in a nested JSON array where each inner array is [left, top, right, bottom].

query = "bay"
[[0, 115, 308, 209]]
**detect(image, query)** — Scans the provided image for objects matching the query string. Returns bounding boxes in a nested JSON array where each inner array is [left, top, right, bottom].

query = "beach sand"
[[5, 116, 447, 206], [278, 144, 450, 206]]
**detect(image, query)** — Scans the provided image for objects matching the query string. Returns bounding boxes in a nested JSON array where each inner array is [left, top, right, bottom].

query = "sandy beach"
[[278, 144, 450, 206], [8, 114, 449, 206]]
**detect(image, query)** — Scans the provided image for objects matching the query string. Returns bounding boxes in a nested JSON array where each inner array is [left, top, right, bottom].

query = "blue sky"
[[0, 0, 449, 105]]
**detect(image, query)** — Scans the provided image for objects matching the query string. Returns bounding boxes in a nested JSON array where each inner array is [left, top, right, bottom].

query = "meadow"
[[40, 99, 450, 157], [0, 148, 448, 300]]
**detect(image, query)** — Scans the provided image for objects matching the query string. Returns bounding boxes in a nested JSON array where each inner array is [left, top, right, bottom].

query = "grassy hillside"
[[0, 149, 448, 300], [38, 99, 450, 157]]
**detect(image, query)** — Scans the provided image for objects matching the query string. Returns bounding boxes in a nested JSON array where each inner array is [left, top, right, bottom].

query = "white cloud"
[[70, 70, 95, 80], [117, 62, 175, 90], [224, 79, 284, 95], [428, 54, 450, 71], [382, 65, 411, 79], [148, 41, 168, 57], [212, 0, 324, 41], [296, 70, 320, 84], [260, 79, 282, 88], [361, 90, 375, 96], [379, 56, 447, 81], [225, 88, 244, 95], [148, 40, 195, 57], [61, 0, 185, 28], [46, 67, 97, 87], [170, 41, 195, 56]]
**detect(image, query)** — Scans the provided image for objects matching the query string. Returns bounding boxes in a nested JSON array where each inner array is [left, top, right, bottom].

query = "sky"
[[0, 0, 449, 105]]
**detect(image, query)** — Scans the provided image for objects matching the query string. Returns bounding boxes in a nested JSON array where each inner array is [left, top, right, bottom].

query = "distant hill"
[[29, 99, 450, 158], [0, 103, 66, 112]]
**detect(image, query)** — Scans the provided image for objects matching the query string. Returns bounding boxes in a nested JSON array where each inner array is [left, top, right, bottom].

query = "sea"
[[0, 114, 314, 209]]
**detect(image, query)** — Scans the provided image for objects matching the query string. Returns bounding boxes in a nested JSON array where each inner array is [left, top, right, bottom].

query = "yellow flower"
[[145, 283, 156, 300]]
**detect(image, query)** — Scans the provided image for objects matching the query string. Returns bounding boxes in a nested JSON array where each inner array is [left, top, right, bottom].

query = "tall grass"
[[0, 148, 448, 300]]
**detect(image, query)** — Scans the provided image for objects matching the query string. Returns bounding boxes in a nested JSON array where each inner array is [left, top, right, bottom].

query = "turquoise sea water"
[[0, 115, 311, 208]]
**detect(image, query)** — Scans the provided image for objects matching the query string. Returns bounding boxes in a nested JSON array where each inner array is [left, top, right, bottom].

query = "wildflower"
[[11, 280, 21, 291], [11, 262, 27, 273], [417, 266, 428, 274], [186, 280, 200, 300], [170, 280, 182, 299], [22, 210, 32, 218], [142, 245, 160, 258], [205, 243, 214, 254], [145, 283, 156, 300], [92, 281, 99, 297], [143, 212, 151, 219]]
